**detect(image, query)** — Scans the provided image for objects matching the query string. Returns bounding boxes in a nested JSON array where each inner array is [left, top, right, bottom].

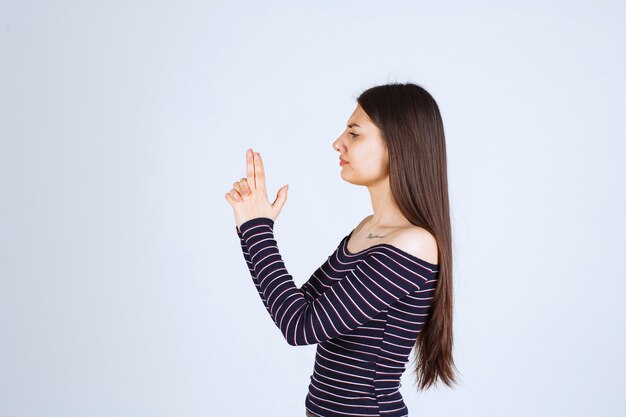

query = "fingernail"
[[254, 152, 259, 160]]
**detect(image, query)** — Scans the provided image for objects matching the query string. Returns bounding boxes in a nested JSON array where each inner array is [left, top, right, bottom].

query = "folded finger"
[[238, 178, 251, 195], [229, 189, 243, 202]]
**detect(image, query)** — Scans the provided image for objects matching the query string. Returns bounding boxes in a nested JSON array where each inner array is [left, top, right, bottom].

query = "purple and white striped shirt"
[[235, 217, 439, 417]]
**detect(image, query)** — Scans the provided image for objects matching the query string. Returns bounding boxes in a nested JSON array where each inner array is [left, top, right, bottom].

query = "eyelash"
[[348, 132, 358, 138]]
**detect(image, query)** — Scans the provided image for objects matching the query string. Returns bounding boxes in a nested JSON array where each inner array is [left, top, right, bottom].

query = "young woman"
[[225, 82, 458, 417]]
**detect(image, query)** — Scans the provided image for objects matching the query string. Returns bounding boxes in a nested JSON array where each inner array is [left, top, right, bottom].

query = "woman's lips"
[[340, 159, 349, 166]]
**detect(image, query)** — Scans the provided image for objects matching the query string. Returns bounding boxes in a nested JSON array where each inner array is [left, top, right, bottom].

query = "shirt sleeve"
[[237, 216, 434, 346], [236, 224, 314, 316], [235, 224, 275, 320]]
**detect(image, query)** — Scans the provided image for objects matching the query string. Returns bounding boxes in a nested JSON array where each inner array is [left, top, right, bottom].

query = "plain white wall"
[[1, 1, 625, 416]]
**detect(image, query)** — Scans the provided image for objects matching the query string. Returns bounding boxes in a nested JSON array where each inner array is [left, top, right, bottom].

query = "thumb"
[[272, 184, 288, 213]]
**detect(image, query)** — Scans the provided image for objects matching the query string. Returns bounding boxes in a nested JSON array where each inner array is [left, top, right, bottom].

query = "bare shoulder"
[[354, 214, 373, 230], [389, 226, 439, 265]]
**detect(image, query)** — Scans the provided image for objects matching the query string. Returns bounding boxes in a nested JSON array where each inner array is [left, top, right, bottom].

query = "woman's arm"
[[235, 224, 276, 320], [238, 216, 436, 346], [236, 225, 314, 317]]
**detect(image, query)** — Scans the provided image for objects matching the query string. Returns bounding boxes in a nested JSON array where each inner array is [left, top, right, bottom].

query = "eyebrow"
[[347, 123, 361, 128]]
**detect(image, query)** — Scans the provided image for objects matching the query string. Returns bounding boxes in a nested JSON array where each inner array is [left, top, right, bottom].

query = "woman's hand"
[[225, 148, 289, 229]]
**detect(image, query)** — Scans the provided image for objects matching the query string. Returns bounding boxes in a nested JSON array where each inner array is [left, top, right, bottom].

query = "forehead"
[[346, 105, 370, 129]]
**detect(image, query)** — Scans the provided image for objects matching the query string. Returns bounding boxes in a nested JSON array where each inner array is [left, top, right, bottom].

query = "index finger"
[[253, 151, 266, 194], [246, 148, 256, 189]]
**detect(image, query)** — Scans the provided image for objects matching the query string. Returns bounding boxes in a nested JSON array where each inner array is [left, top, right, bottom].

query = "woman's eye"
[[349, 132, 358, 138]]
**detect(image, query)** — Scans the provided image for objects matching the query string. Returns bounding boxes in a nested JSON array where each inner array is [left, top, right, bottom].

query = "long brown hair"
[[357, 82, 459, 390]]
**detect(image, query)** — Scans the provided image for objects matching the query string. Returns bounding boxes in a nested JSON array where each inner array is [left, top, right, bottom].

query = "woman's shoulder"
[[355, 215, 438, 265], [355, 214, 373, 230], [390, 226, 439, 265]]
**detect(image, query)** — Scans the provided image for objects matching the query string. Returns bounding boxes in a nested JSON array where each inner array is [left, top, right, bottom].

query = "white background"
[[1, 1, 624, 416]]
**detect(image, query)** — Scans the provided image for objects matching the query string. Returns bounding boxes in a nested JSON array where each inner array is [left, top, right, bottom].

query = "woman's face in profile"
[[332, 104, 389, 186]]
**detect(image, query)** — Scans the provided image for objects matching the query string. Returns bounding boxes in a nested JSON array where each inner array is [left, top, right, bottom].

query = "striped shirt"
[[235, 217, 439, 417]]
